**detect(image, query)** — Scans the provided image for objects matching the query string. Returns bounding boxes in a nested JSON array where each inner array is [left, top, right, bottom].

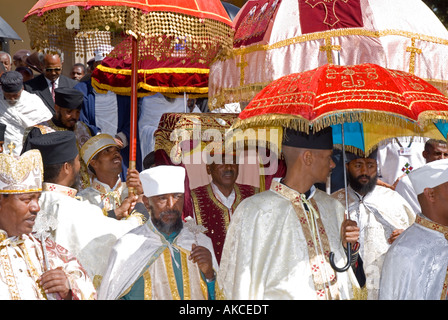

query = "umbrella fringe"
[[233, 111, 426, 133]]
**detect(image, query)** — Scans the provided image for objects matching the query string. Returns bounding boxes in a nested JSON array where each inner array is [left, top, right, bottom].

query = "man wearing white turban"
[[98, 165, 220, 300], [379, 158, 448, 300]]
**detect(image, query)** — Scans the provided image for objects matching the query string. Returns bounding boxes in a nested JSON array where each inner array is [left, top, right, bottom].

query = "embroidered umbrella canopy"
[[90, 1, 235, 98], [23, 0, 234, 182], [208, 0, 448, 111], [233, 63, 448, 153]]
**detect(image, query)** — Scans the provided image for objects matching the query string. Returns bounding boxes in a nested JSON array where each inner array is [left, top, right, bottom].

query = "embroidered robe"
[[78, 177, 128, 216], [332, 185, 415, 299], [218, 179, 360, 300], [191, 183, 258, 262], [35, 183, 146, 288], [0, 233, 96, 300], [97, 220, 221, 300]]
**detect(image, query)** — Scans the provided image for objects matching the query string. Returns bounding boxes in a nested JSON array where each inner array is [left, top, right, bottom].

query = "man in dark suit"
[[23, 51, 77, 115]]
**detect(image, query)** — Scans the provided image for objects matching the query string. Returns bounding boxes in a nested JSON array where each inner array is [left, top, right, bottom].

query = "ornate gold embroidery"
[[209, 28, 448, 111], [143, 268, 152, 300], [163, 248, 181, 300], [270, 180, 340, 300]]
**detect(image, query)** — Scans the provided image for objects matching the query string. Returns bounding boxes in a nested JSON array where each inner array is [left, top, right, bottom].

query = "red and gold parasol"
[[23, 0, 234, 181], [233, 63, 448, 133]]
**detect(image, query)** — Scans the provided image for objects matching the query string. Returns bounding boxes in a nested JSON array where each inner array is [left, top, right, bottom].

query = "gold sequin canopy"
[[23, 0, 234, 61]]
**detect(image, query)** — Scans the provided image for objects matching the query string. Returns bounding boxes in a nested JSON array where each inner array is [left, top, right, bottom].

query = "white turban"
[[408, 159, 448, 195], [140, 166, 185, 197]]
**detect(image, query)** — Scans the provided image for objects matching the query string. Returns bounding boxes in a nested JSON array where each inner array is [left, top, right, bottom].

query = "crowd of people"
[[0, 40, 447, 301]]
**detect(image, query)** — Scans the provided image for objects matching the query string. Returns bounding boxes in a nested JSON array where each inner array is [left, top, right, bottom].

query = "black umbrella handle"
[[329, 243, 352, 272]]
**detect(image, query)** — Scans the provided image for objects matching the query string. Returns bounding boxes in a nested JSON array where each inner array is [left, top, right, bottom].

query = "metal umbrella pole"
[[329, 122, 352, 272]]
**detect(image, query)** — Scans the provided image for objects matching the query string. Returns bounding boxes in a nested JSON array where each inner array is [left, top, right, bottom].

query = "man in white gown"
[[380, 159, 448, 300], [0, 71, 52, 156], [331, 150, 415, 300], [98, 166, 219, 300], [218, 127, 361, 300], [28, 131, 148, 288], [78, 133, 143, 217]]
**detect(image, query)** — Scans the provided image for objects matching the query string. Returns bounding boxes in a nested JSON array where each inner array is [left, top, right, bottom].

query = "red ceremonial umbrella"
[[233, 63, 448, 133], [23, 1, 234, 188], [231, 62, 448, 271]]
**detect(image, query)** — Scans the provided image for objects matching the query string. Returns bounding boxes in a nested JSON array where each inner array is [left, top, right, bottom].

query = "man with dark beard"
[[331, 149, 415, 300], [98, 165, 220, 300], [22, 87, 97, 190]]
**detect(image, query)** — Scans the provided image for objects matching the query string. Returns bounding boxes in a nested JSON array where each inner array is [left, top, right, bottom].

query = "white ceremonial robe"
[[0, 91, 52, 155], [138, 93, 186, 160], [78, 177, 128, 216], [379, 214, 448, 300], [34, 183, 143, 288], [98, 220, 219, 300], [218, 179, 360, 300], [332, 185, 415, 300], [0, 233, 96, 300]]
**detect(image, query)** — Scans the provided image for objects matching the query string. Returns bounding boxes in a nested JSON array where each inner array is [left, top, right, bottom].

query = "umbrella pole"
[[129, 35, 138, 195], [329, 123, 352, 272]]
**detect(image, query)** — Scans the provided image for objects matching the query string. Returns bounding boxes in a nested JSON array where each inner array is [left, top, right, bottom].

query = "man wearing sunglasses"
[[24, 51, 77, 115]]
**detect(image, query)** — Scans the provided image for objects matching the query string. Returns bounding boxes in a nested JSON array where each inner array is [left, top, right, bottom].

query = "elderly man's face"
[[0, 54, 11, 72], [3, 89, 23, 106], [0, 192, 41, 237], [347, 158, 378, 195], [145, 193, 184, 235]]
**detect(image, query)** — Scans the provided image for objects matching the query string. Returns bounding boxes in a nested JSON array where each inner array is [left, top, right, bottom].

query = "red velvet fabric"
[[239, 63, 448, 123]]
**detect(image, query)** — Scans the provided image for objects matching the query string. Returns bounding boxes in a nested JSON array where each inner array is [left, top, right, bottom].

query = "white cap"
[[140, 166, 185, 197], [408, 159, 448, 195], [94, 44, 114, 62]]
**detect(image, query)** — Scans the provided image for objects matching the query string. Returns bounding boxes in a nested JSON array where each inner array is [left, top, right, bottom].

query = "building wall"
[[2, 0, 36, 54]]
